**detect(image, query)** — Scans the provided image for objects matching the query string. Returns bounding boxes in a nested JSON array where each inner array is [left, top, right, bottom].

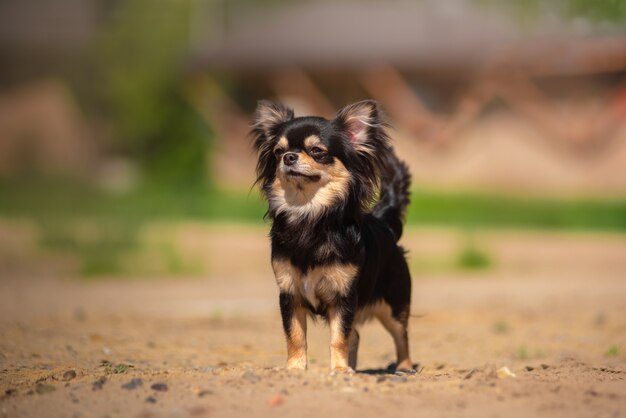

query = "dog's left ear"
[[253, 100, 294, 141], [333, 100, 387, 156]]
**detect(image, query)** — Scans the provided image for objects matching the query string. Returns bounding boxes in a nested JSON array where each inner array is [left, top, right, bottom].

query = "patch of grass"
[[516, 345, 530, 360], [406, 189, 626, 232], [606, 345, 620, 357], [209, 308, 223, 323], [99, 360, 134, 374], [0, 177, 266, 223], [456, 245, 492, 270], [1, 178, 626, 231], [38, 219, 141, 277], [493, 320, 511, 334], [455, 233, 493, 271], [37, 218, 204, 278]]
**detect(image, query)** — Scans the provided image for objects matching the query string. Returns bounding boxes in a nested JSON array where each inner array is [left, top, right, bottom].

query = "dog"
[[252, 99, 413, 373]]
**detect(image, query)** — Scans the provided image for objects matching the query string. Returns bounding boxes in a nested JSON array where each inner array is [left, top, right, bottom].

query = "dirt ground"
[[1, 224, 625, 418]]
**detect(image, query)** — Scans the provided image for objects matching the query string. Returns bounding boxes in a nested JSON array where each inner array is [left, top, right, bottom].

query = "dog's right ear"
[[252, 101, 294, 191], [253, 100, 294, 143]]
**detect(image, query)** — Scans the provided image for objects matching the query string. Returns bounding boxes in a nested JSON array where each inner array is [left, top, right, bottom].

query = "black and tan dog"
[[252, 100, 413, 372]]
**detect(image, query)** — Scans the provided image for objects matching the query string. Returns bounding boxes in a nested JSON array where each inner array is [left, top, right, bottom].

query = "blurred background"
[[0, 0, 625, 280]]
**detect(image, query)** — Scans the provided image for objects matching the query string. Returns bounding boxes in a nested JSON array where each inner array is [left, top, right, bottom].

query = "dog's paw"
[[286, 360, 307, 371], [395, 360, 418, 374], [330, 366, 355, 375]]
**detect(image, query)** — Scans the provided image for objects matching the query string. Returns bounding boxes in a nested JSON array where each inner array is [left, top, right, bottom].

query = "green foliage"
[[493, 320, 511, 334], [456, 243, 492, 270], [38, 218, 141, 276], [2, 179, 626, 231], [606, 345, 620, 357], [37, 217, 204, 278], [99, 361, 134, 374], [475, 0, 626, 23], [406, 190, 626, 232], [516, 345, 530, 360], [82, 0, 211, 188], [565, 0, 626, 22]]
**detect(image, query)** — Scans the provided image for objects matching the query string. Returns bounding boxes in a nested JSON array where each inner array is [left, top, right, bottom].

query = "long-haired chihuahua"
[[252, 100, 413, 373]]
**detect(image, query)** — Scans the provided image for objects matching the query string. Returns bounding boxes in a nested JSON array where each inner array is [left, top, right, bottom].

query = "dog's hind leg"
[[348, 329, 360, 370], [376, 304, 413, 372]]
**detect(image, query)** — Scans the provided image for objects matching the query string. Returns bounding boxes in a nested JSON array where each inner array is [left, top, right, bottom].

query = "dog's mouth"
[[286, 169, 321, 182]]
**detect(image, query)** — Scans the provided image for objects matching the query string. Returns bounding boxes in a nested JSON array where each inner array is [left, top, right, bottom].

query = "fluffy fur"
[[252, 99, 413, 372]]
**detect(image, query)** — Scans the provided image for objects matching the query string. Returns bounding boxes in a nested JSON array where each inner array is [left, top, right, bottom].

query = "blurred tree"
[[475, 0, 626, 24], [565, 0, 626, 22], [87, 0, 211, 189]]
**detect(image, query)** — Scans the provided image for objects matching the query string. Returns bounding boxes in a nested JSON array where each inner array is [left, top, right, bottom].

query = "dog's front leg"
[[279, 292, 308, 370], [328, 293, 357, 372]]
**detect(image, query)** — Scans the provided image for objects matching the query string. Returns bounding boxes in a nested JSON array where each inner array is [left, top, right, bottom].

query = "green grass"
[[606, 345, 620, 357], [2, 178, 625, 231], [455, 244, 492, 270], [2, 176, 625, 278], [406, 190, 626, 232], [0, 178, 266, 222], [493, 320, 511, 334]]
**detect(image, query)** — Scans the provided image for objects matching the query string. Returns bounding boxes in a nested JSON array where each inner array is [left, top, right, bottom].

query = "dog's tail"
[[372, 151, 412, 241]]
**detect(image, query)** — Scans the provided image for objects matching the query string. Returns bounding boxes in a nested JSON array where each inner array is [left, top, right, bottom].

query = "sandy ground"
[[1, 225, 625, 418]]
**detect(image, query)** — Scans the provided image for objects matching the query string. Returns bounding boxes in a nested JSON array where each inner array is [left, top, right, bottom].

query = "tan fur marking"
[[286, 306, 308, 370], [268, 158, 351, 223], [303, 135, 326, 151], [272, 259, 298, 294], [312, 264, 357, 304], [328, 306, 351, 371], [374, 302, 412, 371], [272, 260, 357, 308], [274, 136, 288, 152], [353, 300, 387, 325]]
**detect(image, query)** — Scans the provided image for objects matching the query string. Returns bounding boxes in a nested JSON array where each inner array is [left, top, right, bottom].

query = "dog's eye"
[[273, 148, 285, 158], [310, 146, 325, 156]]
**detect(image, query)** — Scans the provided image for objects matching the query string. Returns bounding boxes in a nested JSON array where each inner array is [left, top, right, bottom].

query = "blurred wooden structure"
[[189, 1, 626, 151]]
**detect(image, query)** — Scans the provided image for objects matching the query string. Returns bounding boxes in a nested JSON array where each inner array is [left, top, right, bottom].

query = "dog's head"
[[252, 100, 391, 222]]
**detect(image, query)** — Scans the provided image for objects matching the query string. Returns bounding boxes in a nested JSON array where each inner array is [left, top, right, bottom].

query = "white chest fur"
[[272, 260, 358, 308]]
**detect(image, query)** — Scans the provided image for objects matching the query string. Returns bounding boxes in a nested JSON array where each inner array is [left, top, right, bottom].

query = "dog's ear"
[[253, 100, 294, 141], [252, 101, 294, 191], [333, 100, 388, 156]]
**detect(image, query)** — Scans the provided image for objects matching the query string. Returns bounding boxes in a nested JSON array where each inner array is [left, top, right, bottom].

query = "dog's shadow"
[[358, 362, 421, 375]]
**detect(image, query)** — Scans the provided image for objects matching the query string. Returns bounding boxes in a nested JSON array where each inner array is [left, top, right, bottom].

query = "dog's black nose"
[[283, 152, 298, 166]]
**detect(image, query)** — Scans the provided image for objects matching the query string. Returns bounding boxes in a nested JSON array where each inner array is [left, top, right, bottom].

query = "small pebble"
[[189, 406, 209, 416], [35, 383, 56, 395], [496, 366, 516, 379], [92, 377, 107, 391], [121, 378, 143, 390], [525, 366, 535, 372], [464, 369, 477, 380], [242, 370, 261, 383], [151, 383, 168, 392], [267, 394, 285, 407], [145, 396, 157, 404], [62, 370, 77, 381], [197, 390, 213, 398]]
